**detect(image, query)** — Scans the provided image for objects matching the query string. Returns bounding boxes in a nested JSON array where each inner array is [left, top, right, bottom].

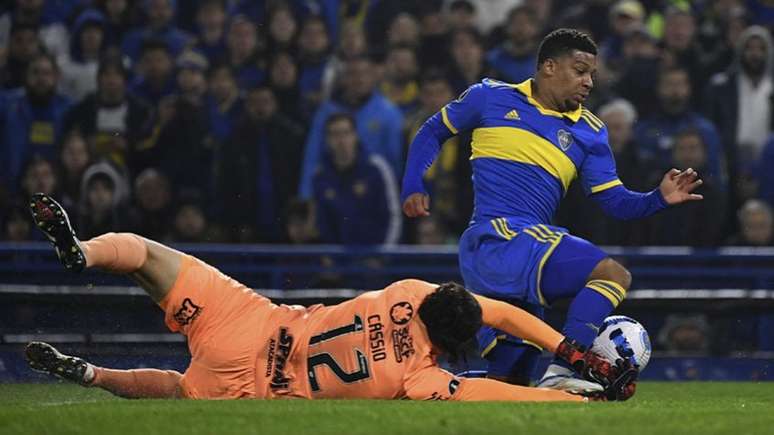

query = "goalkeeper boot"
[[29, 193, 86, 273], [535, 362, 604, 394], [25, 342, 94, 385]]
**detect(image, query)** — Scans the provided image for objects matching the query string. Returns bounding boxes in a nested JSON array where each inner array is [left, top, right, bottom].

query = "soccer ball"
[[591, 315, 652, 371]]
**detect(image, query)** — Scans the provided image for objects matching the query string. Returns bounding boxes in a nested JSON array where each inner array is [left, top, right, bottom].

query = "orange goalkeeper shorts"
[[158, 254, 276, 399]]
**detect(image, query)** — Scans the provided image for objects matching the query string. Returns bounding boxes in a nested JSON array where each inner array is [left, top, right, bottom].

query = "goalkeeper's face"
[[550, 50, 596, 111]]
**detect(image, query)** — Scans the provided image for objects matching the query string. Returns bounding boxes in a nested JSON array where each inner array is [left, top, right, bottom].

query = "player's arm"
[[473, 294, 563, 352], [582, 130, 702, 220], [404, 365, 585, 402], [401, 83, 487, 217], [473, 293, 633, 396]]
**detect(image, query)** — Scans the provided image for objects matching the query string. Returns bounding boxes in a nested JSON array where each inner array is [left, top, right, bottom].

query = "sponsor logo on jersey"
[[270, 327, 294, 390], [557, 129, 573, 151], [392, 327, 415, 363], [173, 298, 202, 326], [389, 302, 414, 325], [504, 109, 520, 120]]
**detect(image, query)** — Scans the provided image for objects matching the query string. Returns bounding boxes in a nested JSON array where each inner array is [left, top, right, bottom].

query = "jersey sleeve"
[[404, 366, 463, 400], [439, 83, 488, 134], [579, 128, 623, 196], [453, 378, 585, 402]]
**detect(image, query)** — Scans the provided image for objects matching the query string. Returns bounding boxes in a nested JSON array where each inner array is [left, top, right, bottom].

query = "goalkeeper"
[[26, 193, 634, 401]]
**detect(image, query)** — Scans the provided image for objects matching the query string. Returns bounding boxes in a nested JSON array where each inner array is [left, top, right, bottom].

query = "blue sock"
[[551, 280, 625, 370]]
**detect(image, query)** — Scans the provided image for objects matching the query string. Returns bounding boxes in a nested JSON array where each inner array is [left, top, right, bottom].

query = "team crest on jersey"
[[173, 298, 202, 326], [389, 302, 414, 325], [557, 129, 573, 151]]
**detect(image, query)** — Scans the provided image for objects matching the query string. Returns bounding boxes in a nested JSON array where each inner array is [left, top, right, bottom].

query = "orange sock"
[[82, 233, 148, 273], [91, 367, 182, 398]]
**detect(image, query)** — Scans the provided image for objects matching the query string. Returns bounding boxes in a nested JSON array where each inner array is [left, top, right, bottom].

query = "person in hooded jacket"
[[704, 25, 774, 225], [57, 9, 107, 102], [312, 113, 402, 245], [76, 160, 130, 239]]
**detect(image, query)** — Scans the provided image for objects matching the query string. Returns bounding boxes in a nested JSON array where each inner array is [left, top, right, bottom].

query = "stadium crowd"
[[2, 0, 774, 247]]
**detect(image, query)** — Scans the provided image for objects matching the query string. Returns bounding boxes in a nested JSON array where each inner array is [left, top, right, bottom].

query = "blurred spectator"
[[447, 0, 476, 31], [168, 191, 216, 243], [297, 15, 331, 112], [191, 0, 227, 65], [414, 215, 453, 245], [380, 45, 420, 114], [486, 6, 540, 84], [701, 3, 748, 77], [206, 64, 243, 145], [660, 7, 706, 106], [219, 86, 305, 243], [447, 27, 489, 94], [77, 160, 129, 239], [643, 129, 726, 247], [474, 0, 523, 35], [599, 0, 645, 72], [1, 22, 42, 89], [299, 55, 404, 199], [0, 0, 69, 58], [615, 25, 661, 117], [128, 39, 177, 105], [387, 13, 420, 48], [57, 9, 106, 102], [58, 129, 92, 210], [313, 113, 402, 245], [557, 99, 645, 246], [705, 26, 773, 208], [417, 2, 449, 70], [121, 0, 192, 63], [2, 203, 32, 241], [657, 315, 711, 353], [726, 199, 774, 246], [224, 15, 266, 90], [321, 19, 368, 101], [64, 57, 153, 169], [268, 51, 302, 119], [285, 199, 318, 244], [128, 168, 172, 239], [149, 50, 214, 193], [405, 73, 472, 235], [267, 3, 298, 53], [634, 66, 725, 185], [20, 156, 59, 200], [2, 54, 71, 193], [96, 0, 139, 48]]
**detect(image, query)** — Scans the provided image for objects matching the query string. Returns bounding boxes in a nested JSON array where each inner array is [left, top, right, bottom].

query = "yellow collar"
[[512, 79, 583, 122]]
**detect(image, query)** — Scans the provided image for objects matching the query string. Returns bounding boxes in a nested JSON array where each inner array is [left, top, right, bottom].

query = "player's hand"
[[606, 359, 638, 401], [659, 168, 704, 205], [402, 193, 430, 217], [555, 338, 616, 386]]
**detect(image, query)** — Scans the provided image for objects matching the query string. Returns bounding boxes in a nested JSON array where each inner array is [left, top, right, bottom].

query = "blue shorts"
[[459, 218, 607, 360]]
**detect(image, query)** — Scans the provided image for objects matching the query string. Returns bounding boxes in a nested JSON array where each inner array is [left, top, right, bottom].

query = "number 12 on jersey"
[[307, 315, 371, 392]]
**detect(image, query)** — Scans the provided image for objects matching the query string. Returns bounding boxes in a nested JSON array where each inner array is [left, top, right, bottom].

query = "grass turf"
[[0, 382, 772, 435]]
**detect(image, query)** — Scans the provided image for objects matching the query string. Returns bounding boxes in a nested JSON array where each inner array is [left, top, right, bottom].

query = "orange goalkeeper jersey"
[[261, 279, 572, 401]]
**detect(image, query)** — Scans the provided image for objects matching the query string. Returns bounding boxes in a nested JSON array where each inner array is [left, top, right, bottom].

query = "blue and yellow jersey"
[[438, 78, 620, 226]]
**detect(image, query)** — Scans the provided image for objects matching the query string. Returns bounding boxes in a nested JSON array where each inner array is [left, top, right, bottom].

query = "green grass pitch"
[[1, 382, 772, 435]]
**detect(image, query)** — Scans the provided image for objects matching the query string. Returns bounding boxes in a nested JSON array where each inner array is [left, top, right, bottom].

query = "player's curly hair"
[[537, 28, 597, 65], [419, 282, 482, 361]]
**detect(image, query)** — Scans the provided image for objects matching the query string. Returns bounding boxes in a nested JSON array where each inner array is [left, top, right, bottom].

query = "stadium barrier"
[[2, 243, 773, 382]]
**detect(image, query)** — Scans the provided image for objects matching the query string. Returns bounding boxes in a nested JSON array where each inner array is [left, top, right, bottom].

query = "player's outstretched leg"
[[30, 193, 181, 302], [534, 236, 630, 392], [26, 342, 183, 398]]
